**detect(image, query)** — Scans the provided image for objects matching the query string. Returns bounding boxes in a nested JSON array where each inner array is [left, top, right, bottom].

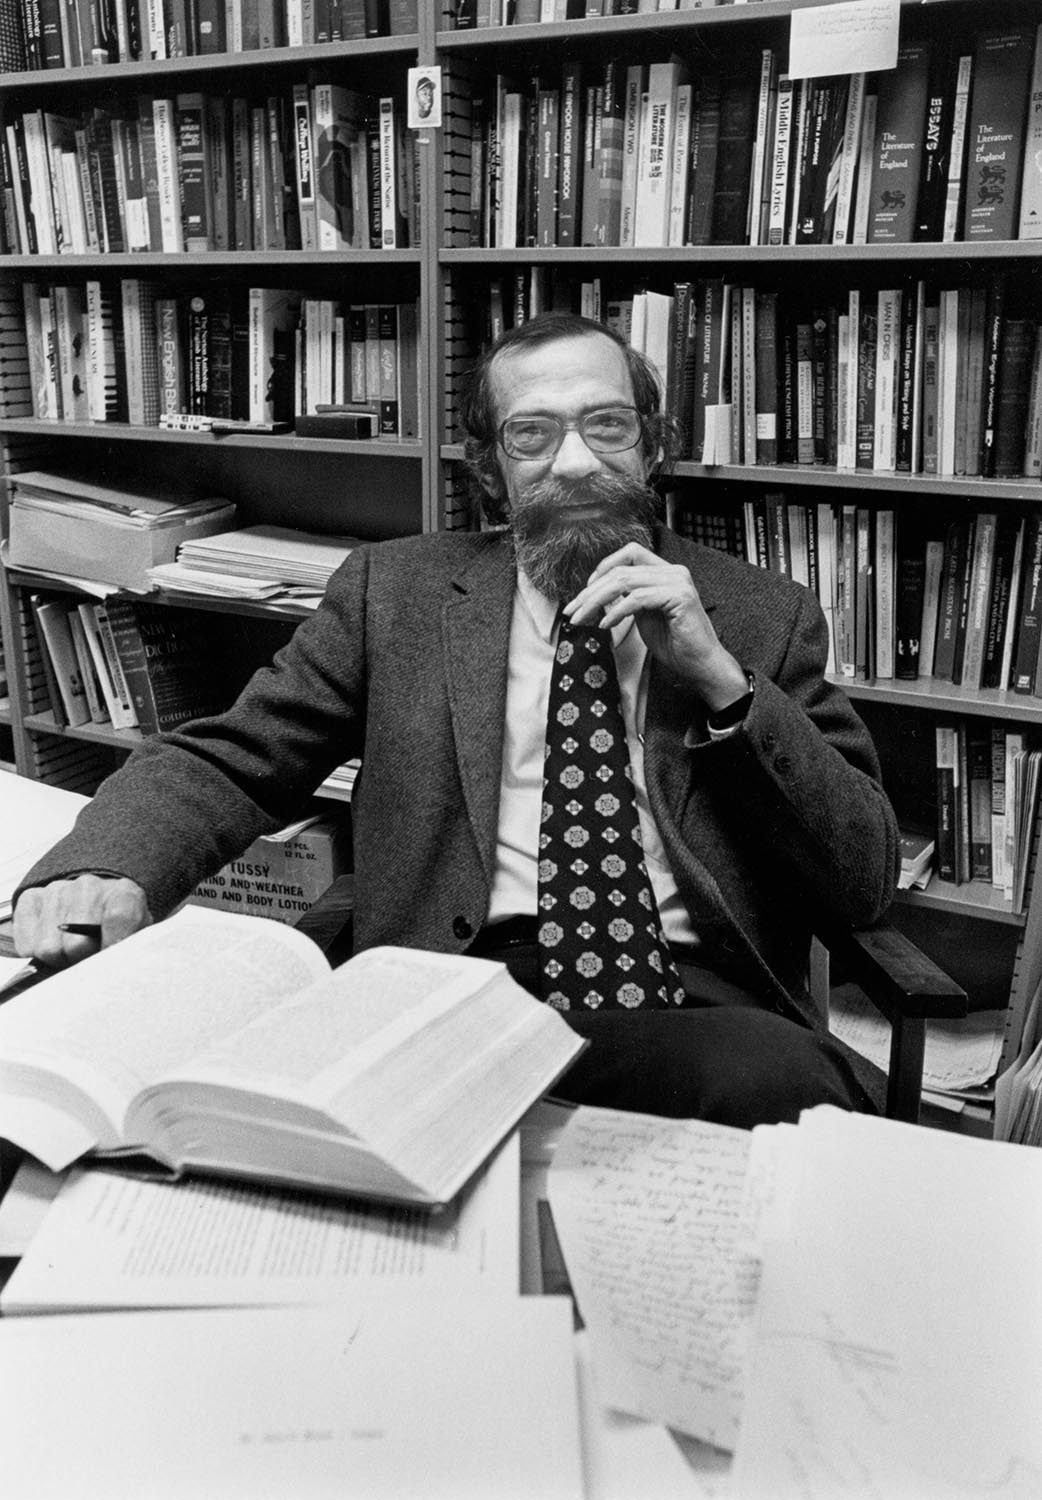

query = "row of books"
[[456, 1, 759, 23], [19, 278, 420, 434], [28, 593, 230, 735], [480, 268, 1042, 480], [932, 719, 1039, 909], [467, 25, 1042, 249], [1, 0, 414, 71], [0, 84, 417, 258], [672, 499, 1042, 702]]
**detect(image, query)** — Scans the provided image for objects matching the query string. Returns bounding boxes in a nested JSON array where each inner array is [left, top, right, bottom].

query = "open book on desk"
[[0, 907, 584, 1209]]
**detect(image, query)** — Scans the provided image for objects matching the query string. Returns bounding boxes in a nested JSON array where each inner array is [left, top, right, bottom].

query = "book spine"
[[1018, 24, 1042, 239], [175, 91, 215, 251], [292, 83, 318, 252], [152, 98, 184, 253], [935, 723, 959, 882], [155, 294, 185, 415], [867, 42, 931, 245], [941, 54, 973, 242], [92, 603, 139, 728], [962, 26, 1035, 242], [992, 319, 1036, 476]]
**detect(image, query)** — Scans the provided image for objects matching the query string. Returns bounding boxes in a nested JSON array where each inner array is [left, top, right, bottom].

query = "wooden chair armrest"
[[826, 923, 969, 1025], [824, 923, 969, 1124]]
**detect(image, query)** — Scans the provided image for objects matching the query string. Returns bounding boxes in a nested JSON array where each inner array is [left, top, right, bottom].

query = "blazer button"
[[453, 916, 473, 941]]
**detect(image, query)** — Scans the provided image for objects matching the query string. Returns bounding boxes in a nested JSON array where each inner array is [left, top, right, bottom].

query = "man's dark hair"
[[458, 312, 680, 524]]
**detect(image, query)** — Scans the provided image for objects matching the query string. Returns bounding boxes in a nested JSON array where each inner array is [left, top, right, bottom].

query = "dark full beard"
[[508, 473, 660, 603]]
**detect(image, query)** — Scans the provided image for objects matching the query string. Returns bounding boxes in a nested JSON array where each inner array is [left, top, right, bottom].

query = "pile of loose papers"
[[829, 981, 1004, 1110], [147, 525, 359, 605], [546, 1103, 1042, 1499]]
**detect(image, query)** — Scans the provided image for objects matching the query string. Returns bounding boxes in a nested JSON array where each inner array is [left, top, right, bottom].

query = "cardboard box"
[[8, 472, 237, 593], [189, 817, 352, 924]]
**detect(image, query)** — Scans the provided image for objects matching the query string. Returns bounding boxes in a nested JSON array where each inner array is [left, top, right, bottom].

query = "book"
[[687, 76, 721, 246], [711, 63, 758, 245], [104, 598, 229, 734], [248, 285, 298, 424], [981, 513, 1023, 691], [897, 826, 935, 890], [0, 907, 584, 1206], [173, 95, 214, 252], [1018, 23, 1042, 240], [913, 42, 958, 241], [120, 276, 161, 426], [993, 319, 1036, 477], [867, 42, 931, 244], [90, 600, 140, 728], [633, 55, 686, 247], [312, 82, 366, 251], [934, 722, 961, 882], [960, 511, 998, 691], [961, 26, 1036, 242], [941, 52, 973, 242], [1011, 511, 1042, 694], [33, 598, 89, 726]]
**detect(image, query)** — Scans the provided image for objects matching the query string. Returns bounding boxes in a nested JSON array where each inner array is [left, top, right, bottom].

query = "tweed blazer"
[[20, 526, 898, 1026]]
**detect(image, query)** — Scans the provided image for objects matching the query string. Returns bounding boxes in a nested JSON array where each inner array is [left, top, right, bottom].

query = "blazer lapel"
[[442, 538, 516, 886]]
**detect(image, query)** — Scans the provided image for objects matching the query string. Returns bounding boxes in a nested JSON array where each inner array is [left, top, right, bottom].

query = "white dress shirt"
[[486, 571, 699, 948]]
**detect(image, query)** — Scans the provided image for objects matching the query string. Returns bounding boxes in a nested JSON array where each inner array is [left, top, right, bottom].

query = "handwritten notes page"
[[732, 1107, 1042, 1500], [788, 0, 900, 81], [547, 1105, 753, 1451]]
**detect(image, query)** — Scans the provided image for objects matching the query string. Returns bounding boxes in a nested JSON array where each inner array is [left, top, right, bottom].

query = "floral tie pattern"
[[537, 619, 686, 1011]]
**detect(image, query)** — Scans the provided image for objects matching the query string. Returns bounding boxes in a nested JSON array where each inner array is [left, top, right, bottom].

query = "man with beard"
[[14, 313, 898, 1122]]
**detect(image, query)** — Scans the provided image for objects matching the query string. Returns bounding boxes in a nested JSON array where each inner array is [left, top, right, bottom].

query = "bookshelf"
[[0, 20, 432, 798], [0, 0, 1041, 1115], [430, 0, 1042, 1101]]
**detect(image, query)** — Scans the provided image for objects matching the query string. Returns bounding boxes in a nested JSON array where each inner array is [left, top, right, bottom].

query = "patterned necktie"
[[537, 618, 686, 1011]]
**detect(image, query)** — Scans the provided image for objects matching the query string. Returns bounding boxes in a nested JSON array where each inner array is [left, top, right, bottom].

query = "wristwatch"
[[705, 672, 755, 733]]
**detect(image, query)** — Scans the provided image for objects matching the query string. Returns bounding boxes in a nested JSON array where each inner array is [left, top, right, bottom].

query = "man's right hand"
[[13, 875, 151, 968]]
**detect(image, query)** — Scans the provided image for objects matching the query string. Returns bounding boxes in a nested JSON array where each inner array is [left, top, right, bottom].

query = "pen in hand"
[[57, 923, 103, 939]]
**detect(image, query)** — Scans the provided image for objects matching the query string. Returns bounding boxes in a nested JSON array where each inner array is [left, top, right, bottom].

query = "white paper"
[[788, 0, 900, 81], [2, 1133, 519, 1312], [0, 1298, 585, 1500], [573, 1331, 717, 1500], [829, 983, 1005, 1091], [733, 1106, 1042, 1499], [548, 1105, 753, 1450], [0, 769, 88, 913], [0, 1158, 64, 1255]]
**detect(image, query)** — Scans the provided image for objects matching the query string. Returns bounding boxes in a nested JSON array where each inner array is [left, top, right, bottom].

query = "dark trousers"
[[469, 929, 882, 1127]]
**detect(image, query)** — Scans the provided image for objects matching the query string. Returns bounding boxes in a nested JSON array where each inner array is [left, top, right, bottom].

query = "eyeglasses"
[[498, 406, 644, 461]]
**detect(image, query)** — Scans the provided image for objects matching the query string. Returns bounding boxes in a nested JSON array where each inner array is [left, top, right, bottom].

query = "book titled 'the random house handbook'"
[[0, 908, 584, 1209]]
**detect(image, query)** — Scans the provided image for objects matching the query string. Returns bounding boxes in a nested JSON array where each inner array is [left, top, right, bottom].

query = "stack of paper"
[[545, 1102, 1042, 1498], [731, 1108, 1042, 1499], [8, 471, 236, 592], [829, 982, 1004, 1105], [0, 769, 88, 920], [148, 525, 359, 605]]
